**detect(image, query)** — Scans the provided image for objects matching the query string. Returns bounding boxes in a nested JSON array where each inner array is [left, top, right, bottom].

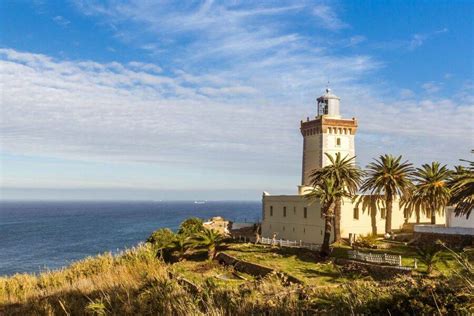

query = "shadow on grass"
[[300, 268, 341, 281]]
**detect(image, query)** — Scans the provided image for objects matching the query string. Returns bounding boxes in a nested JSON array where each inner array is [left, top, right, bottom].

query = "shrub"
[[178, 217, 204, 236], [355, 233, 378, 248], [146, 228, 176, 260]]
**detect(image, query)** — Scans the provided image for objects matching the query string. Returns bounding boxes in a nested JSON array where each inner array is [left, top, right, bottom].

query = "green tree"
[[171, 234, 191, 260], [361, 154, 414, 234], [416, 244, 444, 275], [449, 157, 474, 218], [178, 217, 204, 236], [146, 228, 176, 259], [410, 162, 451, 224], [191, 228, 224, 260], [306, 177, 348, 257], [309, 153, 363, 242]]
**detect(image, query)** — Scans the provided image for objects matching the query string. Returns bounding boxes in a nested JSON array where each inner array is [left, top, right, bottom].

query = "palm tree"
[[449, 158, 474, 218], [172, 234, 191, 260], [416, 244, 444, 275], [361, 154, 414, 234], [191, 228, 224, 260], [410, 162, 451, 224], [306, 177, 349, 257], [309, 153, 363, 242]]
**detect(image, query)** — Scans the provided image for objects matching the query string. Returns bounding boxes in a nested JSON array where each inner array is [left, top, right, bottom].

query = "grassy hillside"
[[1, 240, 472, 315]]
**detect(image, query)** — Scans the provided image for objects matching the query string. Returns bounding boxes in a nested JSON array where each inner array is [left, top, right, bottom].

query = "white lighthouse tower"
[[299, 89, 357, 193]]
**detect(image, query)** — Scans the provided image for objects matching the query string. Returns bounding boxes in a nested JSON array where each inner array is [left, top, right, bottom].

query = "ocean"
[[0, 200, 261, 276]]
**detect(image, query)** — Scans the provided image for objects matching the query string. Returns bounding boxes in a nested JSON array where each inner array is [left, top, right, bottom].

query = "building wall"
[[261, 194, 446, 243], [261, 195, 327, 244], [322, 127, 355, 167], [446, 206, 474, 228], [301, 133, 322, 185]]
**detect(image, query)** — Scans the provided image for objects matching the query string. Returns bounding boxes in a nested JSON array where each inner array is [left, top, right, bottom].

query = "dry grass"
[[0, 241, 471, 315]]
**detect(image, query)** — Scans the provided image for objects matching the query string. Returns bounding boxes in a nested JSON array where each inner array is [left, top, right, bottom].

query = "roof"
[[317, 88, 340, 100]]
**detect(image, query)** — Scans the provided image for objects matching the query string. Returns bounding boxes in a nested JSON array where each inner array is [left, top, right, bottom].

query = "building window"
[[270, 206, 273, 217], [283, 226, 285, 231], [293, 227, 295, 232], [353, 207, 359, 220], [283, 206, 287, 217], [336, 138, 341, 146], [381, 208, 386, 219], [304, 207, 307, 218], [303, 228, 306, 234], [293, 206, 296, 215]]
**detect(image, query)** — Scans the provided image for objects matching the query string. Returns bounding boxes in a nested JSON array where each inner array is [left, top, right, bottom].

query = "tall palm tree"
[[309, 153, 363, 242], [449, 158, 474, 218], [410, 162, 451, 224], [191, 228, 224, 260], [361, 154, 414, 234], [306, 177, 349, 257]]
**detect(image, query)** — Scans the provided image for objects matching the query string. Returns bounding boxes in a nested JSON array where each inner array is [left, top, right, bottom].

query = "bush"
[[355, 233, 378, 249], [146, 228, 175, 247], [178, 217, 204, 236]]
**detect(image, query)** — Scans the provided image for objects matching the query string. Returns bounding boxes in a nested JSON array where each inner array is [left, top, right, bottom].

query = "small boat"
[[194, 200, 206, 204]]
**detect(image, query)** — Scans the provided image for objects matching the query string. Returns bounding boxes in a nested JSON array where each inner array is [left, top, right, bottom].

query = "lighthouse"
[[299, 89, 358, 192]]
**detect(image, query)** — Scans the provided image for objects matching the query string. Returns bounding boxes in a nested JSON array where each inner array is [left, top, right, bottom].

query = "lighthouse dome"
[[317, 88, 340, 118]]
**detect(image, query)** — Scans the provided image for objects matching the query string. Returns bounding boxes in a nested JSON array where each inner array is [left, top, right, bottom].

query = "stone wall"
[[414, 232, 474, 249], [215, 252, 302, 284], [335, 258, 412, 280]]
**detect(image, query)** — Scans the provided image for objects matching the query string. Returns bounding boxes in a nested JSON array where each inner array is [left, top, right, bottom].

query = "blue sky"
[[0, 0, 473, 200]]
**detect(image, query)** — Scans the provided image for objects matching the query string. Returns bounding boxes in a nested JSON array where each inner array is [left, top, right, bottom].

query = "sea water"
[[0, 200, 260, 276]]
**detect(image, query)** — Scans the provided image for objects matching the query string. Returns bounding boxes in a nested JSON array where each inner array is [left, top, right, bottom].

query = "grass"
[[225, 243, 348, 286], [0, 239, 471, 315]]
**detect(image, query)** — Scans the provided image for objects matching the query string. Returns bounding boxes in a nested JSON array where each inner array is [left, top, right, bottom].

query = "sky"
[[0, 0, 473, 201]]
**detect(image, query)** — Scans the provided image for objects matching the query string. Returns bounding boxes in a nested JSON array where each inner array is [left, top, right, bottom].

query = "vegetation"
[[0, 235, 472, 315], [416, 244, 445, 275], [355, 233, 378, 249], [306, 178, 347, 257], [308, 153, 363, 242], [191, 228, 225, 260], [361, 154, 414, 234], [449, 156, 474, 218], [178, 217, 204, 235], [408, 162, 452, 224]]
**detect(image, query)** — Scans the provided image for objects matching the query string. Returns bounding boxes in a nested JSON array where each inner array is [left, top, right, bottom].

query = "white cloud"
[[312, 4, 347, 31], [1, 48, 472, 180], [1, 3, 471, 193], [53, 15, 71, 27], [421, 81, 442, 93]]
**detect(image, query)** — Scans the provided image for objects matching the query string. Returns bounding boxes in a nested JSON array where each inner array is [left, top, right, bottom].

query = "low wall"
[[215, 252, 302, 284], [414, 225, 474, 236], [335, 258, 412, 280], [414, 225, 474, 248]]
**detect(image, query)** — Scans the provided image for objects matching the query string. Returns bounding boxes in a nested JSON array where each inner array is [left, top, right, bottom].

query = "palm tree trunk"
[[208, 246, 216, 260], [321, 203, 334, 257], [385, 194, 393, 234], [430, 205, 436, 224], [416, 208, 420, 224], [333, 197, 342, 243]]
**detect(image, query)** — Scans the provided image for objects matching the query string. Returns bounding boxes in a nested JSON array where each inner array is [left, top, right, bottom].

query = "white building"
[[261, 89, 444, 244]]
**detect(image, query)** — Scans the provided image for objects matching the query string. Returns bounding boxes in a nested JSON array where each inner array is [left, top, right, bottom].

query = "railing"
[[348, 250, 402, 266], [260, 237, 321, 251]]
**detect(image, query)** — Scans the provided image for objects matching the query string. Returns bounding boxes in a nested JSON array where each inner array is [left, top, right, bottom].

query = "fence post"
[[414, 258, 417, 269], [398, 255, 402, 267]]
